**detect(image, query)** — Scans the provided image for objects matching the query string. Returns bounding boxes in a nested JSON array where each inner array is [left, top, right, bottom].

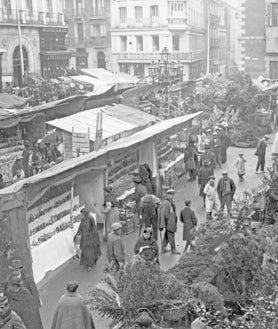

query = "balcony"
[[113, 17, 163, 29], [0, 8, 65, 26], [115, 51, 205, 63], [168, 18, 187, 29], [89, 36, 108, 47], [210, 14, 220, 26], [210, 38, 220, 47]]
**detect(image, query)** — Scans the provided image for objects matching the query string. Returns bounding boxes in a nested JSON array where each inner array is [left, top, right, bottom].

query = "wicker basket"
[[162, 302, 188, 322]]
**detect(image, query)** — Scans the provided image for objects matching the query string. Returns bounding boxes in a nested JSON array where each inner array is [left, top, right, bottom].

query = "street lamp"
[[161, 46, 170, 63], [0, 49, 6, 93]]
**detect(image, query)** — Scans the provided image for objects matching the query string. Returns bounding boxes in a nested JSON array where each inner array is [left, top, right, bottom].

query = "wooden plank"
[[72, 132, 89, 138]]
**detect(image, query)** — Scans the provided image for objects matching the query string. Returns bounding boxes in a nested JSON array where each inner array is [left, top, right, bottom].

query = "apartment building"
[[237, 0, 266, 78], [0, 0, 68, 84], [110, 0, 206, 81], [66, 0, 112, 71]]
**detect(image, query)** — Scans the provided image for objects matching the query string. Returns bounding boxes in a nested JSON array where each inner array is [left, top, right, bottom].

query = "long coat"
[[159, 199, 177, 233], [180, 207, 198, 241], [217, 177, 236, 200], [0, 311, 26, 329], [5, 286, 43, 329], [51, 293, 95, 329], [21, 272, 41, 307], [198, 166, 213, 197]]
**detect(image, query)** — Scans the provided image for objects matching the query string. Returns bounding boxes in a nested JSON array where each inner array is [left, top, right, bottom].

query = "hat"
[[24, 140, 30, 147], [208, 176, 215, 180], [222, 171, 228, 175], [66, 281, 79, 292], [239, 153, 243, 156], [112, 222, 122, 231], [45, 141, 50, 145], [204, 159, 210, 165], [133, 176, 142, 183], [104, 186, 113, 193], [204, 144, 210, 149], [185, 200, 191, 206], [264, 135, 270, 140], [212, 132, 217, 136], [9, 260, 23, 270], [144, 227, 153, 234], [8, 275, 22, 286], [0, 296, 8, 307], [166, 189, 175, 195]]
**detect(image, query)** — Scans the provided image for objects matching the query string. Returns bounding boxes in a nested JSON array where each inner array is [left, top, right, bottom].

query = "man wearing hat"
[[211, 131, 222, 168], [106, 223, 125, 271], [198, 159, 213, 206], [103, 186, 119, 239], [11, 156, 24, 179], [6, 260, 41, 308], [204, 176, 218, 220], [159, 189, 180, 254], [140, 194, 161, 240], [104, 186, 118, 207], [217, 171, 236, 215], [199, 144, 216, 174], [51, 281, 95, 329], [255, 135, 269, 173], [180, 200, 198, 253], [132, 176, 147, 226], [0, 295, 26, 329]]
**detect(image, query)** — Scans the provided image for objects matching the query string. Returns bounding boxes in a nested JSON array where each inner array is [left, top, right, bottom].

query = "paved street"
[[38, 143, 273, 329]]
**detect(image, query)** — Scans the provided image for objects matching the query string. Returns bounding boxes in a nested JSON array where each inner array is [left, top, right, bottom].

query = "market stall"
[[0, 112, 201, 284]]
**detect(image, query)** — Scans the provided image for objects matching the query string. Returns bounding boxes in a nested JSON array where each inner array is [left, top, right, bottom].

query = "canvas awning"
[[70, 75, 112, 89], [0, 93, 29, 109]]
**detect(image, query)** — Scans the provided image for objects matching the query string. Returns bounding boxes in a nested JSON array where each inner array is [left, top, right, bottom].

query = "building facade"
[[66, 0, 112, 71], [0, 0, 68, 84], [237, 0, 266, 78], [110, 0, 206, 81]]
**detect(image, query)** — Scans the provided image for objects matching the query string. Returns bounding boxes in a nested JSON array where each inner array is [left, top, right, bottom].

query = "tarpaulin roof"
[[0, 95, 88, 129], [70, 75, 113, 88], [0, 112, 201, 198], [0, 93, 29, 109], [46, 107, 137, 141], [86, 84, 115, 97], [102, 104, 160, 126], [81, 68, 138, 85]]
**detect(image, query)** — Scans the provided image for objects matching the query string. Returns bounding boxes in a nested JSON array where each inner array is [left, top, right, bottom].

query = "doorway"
[[13, 46, 28, 86], [97, 51, 106, 69]]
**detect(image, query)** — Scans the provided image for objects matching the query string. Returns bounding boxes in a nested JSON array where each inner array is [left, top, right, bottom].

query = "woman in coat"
[[184, 142, 198, 181], [180, 200, 198, 253], [203, 176, 218, 220], [74, 209, 102, 272]]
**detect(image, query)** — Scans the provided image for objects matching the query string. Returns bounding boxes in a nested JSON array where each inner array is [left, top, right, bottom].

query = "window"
[[152, 35, 159, 52], [91, 24, 107, 37], [119, 7, 127, 24], [3, 0, 11, 14], [75, 0, 84, 16], [173, 35, 180, 51], [135, 6, 143, 23], [119, 64, 130, 74], [150, 5, 159, 24], [136, 36, 143, 52], [47, 0, 53, 13], [270, 61, 278, 79], [120, 36, 127, 51], [268, 4, 278, 26], [77, 22, 84, 42], [94, 0, 105, 16], [26, 0, 33, 13]]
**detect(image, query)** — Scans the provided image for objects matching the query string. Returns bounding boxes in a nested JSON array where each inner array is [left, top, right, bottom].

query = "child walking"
[[235, 153, 246, 182]]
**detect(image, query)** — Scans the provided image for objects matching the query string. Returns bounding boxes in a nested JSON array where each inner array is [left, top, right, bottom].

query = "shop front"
[[40, 51, 71, 79]]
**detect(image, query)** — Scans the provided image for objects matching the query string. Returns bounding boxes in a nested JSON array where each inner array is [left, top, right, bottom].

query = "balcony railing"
[[168, 18, 187, 28], [0, 8, 65, 26], [114, 17, 163, 28], [115, 51, 205, 62], [210, 14, 220, 26], [210, 38, 220, 47]]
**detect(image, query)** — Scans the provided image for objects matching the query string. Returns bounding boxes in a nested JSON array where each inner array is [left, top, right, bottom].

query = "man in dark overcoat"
[[180, 200, 198, 253], [217, 171, 236, 215], [199, 145, 216, 174], [159, 189, 180, 254], [255, 135, 269, 173], [198, 159, 213, 206]]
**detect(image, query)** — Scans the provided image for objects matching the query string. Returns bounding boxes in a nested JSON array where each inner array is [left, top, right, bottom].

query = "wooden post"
[[70, 180, 74, 229], [94, 112, 100, 151]]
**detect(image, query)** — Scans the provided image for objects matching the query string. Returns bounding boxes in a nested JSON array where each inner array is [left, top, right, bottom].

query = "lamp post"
[[0, 49, 6, 93], [148, 46, 183, 85]]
